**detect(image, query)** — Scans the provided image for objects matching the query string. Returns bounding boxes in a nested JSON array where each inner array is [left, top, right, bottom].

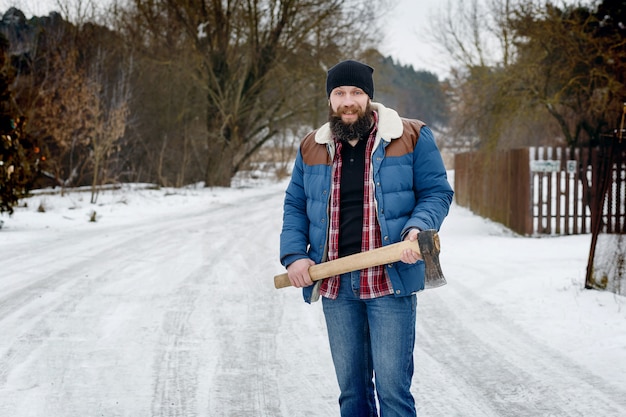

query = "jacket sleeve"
[[402, 125, 454, 234], [280, 148, 311, 268]]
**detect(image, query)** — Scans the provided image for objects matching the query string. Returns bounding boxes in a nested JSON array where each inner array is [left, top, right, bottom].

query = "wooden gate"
[[530, 146, 592, 235]]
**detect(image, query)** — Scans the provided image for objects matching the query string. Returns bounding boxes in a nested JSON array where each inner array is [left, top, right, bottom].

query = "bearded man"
[[280, 59, 454, 416]]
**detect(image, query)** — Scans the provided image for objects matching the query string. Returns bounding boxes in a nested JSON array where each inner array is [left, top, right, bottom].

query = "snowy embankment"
[[0, 176, 624, 416]]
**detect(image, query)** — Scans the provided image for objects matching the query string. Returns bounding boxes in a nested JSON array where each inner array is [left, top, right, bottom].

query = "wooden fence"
[[454, 148, 532, 235], [454, 145, 625, 236]]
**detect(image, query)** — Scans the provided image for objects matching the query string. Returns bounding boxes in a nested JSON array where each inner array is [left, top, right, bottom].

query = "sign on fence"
[[530, 160, 560, 172], [566, 160, 577, 173]]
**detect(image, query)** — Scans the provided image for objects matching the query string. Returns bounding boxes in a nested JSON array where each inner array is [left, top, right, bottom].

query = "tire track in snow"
[[203, 190, 285, 416], [150, 188, 287, 416], [0, 253, 126, 389], [148, 213, 231, 417], [413, 280, 626, 416], [149, 267, 206, 417]]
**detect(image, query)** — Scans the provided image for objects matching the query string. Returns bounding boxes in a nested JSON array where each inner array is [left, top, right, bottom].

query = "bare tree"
[[434, 0, 497, 69], [47, 0, 105, 25], [507, 1, 626, 146], [433, 0, 521, 149], [434, 0, 625, 150], [87, 46, 131, 203], [114, 0, 387, 187]]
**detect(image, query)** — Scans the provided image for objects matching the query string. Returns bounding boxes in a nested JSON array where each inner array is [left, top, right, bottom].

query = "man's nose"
[[341, 95, 356, 106]]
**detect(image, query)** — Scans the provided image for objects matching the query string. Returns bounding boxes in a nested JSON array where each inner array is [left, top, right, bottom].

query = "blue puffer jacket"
[[280, 102, 453, 303]]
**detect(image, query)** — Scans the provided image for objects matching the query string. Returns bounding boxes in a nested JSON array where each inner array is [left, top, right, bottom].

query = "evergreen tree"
[[0, 32, 41, 216], [369, 53, 449, 129]]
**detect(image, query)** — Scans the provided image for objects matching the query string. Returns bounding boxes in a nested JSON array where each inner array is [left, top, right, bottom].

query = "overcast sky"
[[0, 0, 504, 78], [381, 0, 450, 76]]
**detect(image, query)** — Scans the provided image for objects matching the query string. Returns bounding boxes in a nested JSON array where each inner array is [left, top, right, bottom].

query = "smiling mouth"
[[341, 113, 358, 123]]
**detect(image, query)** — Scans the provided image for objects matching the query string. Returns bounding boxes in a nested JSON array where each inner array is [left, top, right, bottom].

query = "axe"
[[274, 229, 446, 289]]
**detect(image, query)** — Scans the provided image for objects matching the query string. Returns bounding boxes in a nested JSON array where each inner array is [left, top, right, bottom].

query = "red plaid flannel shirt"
[[320, 113, 394, 299]]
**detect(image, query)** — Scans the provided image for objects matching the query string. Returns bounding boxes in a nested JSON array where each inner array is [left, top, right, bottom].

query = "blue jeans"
[[322, 272, 417, 417]]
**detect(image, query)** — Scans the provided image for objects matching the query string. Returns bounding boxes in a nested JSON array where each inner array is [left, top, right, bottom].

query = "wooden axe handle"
[[274, 239, 421, 289]]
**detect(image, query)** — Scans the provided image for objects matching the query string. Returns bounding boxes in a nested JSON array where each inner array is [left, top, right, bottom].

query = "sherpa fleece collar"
[[314, 102, 404, 145]]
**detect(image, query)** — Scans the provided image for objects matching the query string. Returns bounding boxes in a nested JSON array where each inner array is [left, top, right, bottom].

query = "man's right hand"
[[287, 258, 315, 288]]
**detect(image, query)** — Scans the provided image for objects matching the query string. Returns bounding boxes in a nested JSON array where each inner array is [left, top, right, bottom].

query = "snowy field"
[[0, 174, 625, 416]]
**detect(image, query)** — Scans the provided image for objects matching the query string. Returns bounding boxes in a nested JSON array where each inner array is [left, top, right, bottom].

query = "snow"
[[1, 173, 625, 416]]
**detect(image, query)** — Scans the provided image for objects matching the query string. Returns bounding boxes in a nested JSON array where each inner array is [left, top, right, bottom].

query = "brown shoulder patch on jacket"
[[301, 130, 331, 165], [384, 118, 426, 157]]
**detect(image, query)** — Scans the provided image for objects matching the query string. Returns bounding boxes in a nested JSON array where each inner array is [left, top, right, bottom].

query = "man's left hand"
[[401, 228, 422, 264]]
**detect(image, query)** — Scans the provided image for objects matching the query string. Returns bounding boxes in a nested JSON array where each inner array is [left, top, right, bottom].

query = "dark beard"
[[329, 105, 374, 142]]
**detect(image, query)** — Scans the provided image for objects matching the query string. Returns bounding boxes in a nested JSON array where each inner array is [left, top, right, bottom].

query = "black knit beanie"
[[326, 60, 374, 99]]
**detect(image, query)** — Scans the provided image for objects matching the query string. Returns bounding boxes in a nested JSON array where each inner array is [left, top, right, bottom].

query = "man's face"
[[328, 86, 370, 125]]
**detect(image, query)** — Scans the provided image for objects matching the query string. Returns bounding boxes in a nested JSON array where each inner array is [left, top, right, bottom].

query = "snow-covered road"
[[1, 180, 625, 416]]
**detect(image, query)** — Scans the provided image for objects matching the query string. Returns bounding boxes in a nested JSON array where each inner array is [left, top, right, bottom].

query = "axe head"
[[417, 230, 447, 289]]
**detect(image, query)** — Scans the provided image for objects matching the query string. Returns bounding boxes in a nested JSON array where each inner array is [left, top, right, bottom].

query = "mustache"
[[330, 105, 365, 118]]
